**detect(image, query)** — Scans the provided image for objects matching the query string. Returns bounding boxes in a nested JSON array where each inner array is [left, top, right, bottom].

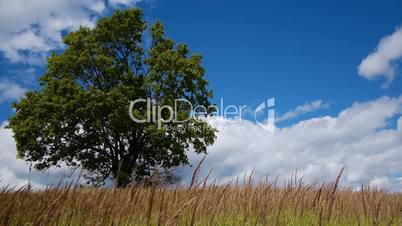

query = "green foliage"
[[7, 8, 216, 187]]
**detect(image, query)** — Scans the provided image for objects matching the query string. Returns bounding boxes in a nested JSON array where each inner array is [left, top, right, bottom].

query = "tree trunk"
[[113, 160, 131, 188], [115, 174, 130, 188]]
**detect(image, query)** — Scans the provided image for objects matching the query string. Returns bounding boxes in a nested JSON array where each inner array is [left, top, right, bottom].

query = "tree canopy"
[[8, 8, 216, 187]]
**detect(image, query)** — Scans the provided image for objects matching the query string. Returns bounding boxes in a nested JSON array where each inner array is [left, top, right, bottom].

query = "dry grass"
[[1, 169, 402, 225]]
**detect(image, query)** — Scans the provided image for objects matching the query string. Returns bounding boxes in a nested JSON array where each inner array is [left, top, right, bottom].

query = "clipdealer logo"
[[128, 97, 275, 132]]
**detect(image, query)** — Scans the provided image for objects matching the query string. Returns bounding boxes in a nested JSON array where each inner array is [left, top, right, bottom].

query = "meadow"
[[1, 168, 401, 226]]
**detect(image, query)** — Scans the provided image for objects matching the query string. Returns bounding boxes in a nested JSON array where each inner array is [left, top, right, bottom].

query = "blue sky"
[[147, 0, 402, 120], [1, 0, 402, 190], [1, 0, 402, 122]]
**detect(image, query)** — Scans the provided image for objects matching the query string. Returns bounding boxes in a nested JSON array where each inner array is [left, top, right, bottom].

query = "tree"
[[8, 8, 216, 187]]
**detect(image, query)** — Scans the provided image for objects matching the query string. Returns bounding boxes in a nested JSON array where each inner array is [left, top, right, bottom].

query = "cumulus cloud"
[[183, 96, 402, 191], [0, 122, 77, 188], [276, 100, 329, 122], [358, 26, 402, 86], [0, 81, 26, 104], [109, 0, 143, 6], [0, 0, 143, 63]]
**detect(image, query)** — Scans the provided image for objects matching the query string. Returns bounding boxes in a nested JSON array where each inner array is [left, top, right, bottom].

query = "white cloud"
[[0, 81, 26, 104], [358, 26, 402, 86], [0, 122, 76, 189], [0, 0, 143, 64], [3, 96, 402, 191], [109, 0, 143, 6], [183, 96, 402, 191], [276, 100, 329, 122]]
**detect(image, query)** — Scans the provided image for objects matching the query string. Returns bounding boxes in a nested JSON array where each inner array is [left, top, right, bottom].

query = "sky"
[[1, 0, 402, 190]]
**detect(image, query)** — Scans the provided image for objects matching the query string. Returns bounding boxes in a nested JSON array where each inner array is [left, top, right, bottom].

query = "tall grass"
[[1, 169, 401, 225]]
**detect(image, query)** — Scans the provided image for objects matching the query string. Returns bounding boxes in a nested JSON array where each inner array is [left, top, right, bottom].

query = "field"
[[1, 169, 402, 226]]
